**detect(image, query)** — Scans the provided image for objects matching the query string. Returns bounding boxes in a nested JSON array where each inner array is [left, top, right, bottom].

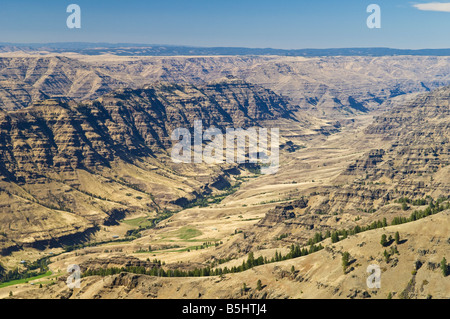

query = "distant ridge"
[[3, 43, 450, 56]]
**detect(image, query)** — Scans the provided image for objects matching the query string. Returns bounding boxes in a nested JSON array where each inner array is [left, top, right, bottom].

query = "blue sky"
[[1, 0, 450, 49]]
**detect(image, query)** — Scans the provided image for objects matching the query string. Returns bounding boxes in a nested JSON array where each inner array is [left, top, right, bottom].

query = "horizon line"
[[2, 42, 450, 51]]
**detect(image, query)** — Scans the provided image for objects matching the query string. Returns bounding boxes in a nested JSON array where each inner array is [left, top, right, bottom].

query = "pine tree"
[[331, 232, 339, 243], [256, 279, 262, 291], [384, 250, 390, 263], [441, 257, 448, 277], [394, 231, 400, 245], [380, 234, 387, 247], [342, 252, 350, 272], [314, 232, 323, 243], [0, 262, 5, 276], [256, 256, 264, 266], [247, 252, 255, 268]]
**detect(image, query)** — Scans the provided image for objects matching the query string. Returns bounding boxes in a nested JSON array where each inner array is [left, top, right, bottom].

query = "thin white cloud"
[[413, 2, 450, 12]]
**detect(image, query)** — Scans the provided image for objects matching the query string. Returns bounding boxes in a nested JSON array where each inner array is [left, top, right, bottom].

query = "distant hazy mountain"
[[3, 43, 450, 57]]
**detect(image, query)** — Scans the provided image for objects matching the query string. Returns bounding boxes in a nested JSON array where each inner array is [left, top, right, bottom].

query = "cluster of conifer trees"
[[82, 196, 449, 279]]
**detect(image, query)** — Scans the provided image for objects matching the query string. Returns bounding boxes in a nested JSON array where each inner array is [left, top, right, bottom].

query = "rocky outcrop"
[[259, 198, 308, 225], [79, 256, 160, 272]]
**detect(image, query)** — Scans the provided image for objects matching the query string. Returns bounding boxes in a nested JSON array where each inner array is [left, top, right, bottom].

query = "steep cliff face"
[[0, 79, 292, 178], [352, 86, 449, 186], [75, 55, 450, 116], [250, 86, 449, 249], [88, 79, 293, 151], [316, 86, 450, 213], [0, 79, 295, 253], [0, 80, 49, 110], [3, 54, 450, 116], [0, 56, 126, 110]]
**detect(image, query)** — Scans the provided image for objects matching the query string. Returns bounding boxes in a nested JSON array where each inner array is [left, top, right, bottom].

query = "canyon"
[[0, 50, 448, 299]]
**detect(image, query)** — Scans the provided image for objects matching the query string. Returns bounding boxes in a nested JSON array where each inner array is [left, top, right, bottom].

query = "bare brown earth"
[[7, 210, 449, 299]]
